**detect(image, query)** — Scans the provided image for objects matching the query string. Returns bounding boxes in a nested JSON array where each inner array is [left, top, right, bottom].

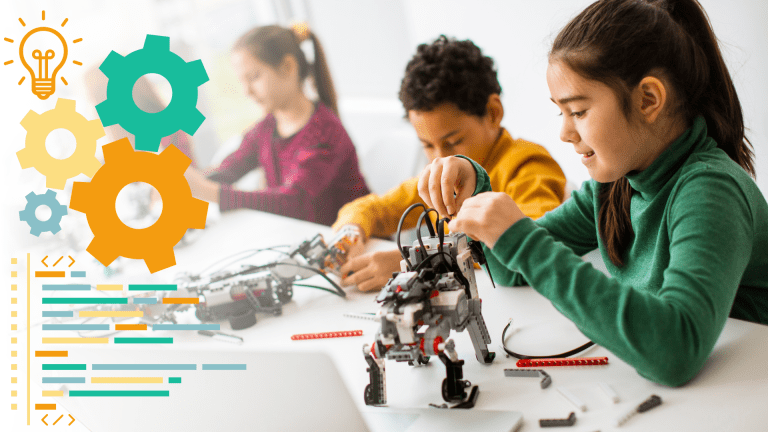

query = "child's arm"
[[206, 129, 262, 185], [490, 170, 753, 387]]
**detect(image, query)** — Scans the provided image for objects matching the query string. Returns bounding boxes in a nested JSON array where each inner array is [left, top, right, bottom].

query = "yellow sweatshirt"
[[333, 128, 566, 238]]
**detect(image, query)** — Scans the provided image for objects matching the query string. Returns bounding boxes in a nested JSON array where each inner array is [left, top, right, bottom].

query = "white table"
[[45, 209, 768, 431]]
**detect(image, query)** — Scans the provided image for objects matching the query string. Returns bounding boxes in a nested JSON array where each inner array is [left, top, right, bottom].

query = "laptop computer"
[[44, 349, 522, 432]]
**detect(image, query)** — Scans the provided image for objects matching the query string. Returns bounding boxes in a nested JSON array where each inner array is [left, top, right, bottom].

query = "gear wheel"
[[96, 34, 209, 152], [19, 189, 68, 236], [16, 98, 105, 190], [70, 138, 208, 273]]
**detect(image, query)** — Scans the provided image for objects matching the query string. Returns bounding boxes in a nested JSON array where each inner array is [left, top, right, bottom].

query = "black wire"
[[416, 209, 439, 262], [412, 251, 455, 273], [267, 262, 347, 298], [500, 320, 594, 359], [293, 283, 341, 296], [396, 203, 429, 270], [437, 218, 451, 267]]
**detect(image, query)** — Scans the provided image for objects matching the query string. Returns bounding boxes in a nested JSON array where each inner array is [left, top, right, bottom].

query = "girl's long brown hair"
[[234, 25, 338, 115], [551, 0, 754, 266]]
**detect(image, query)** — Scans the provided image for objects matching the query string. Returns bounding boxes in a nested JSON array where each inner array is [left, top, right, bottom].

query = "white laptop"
[[44, 349, 522, 432]]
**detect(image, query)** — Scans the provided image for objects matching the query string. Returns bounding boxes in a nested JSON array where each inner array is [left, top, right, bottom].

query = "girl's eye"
[[570, 110, 586, 118], [447, 139, 463, 148]]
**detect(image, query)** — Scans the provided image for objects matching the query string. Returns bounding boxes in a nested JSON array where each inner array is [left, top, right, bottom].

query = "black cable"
[[293, 283, 341, 296], [412, 251, 455, 273], [396, 203, 429, 270], [266, 262, 347, 298], [437, 218, 451, 267], [416, 209, 439, 262], [501, 320, 594, 359]]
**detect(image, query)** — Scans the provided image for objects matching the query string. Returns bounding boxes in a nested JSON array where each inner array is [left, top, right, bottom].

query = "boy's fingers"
[[358, 277, 384, 292], [418, 165, 434, 208], [441, 161, 459, 216], [340, 266, 370, 287], [339, 255, 367, 276], [428, 161, 449, 216]]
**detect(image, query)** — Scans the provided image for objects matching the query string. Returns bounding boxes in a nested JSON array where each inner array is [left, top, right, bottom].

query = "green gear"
[[96, 34, 209, 152]]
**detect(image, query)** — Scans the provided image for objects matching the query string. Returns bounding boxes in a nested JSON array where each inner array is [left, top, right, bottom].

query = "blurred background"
[[1, 0, 766, 259]]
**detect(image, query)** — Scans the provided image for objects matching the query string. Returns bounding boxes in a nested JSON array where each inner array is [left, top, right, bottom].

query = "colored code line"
[[35, 351, 68, 357], [132, 298, 157, 304], [42, 391, 63, 397], [80, 311, 142, 317], [152, 324, 220, 331], [96, 284, 122, 291], [69, 391, 169, 397], [42, 311, 73, 317], [43, 298, 127, 304], [42, 377, 85, 383], [43, 338, 109, 344], [128, 284, 177, 291], [43, 364, 86, 370], [202, 364, 247, 370], [35, 404, 56, 410], [115, 324, 147, 331], [162, 297, 198, 304], [36, 271, 65, 277], [42, 284, 90, 291], [169, 377, 181, 384], [114, 338, 173, 344], [27, 253, 30, 426], [291, 330, 364, 340], [42, 324, 110, 331], [92, 364, 196, 371], [515, 356, 609, 367], [70, 271, 86, 277], [91, 377, 163, 383]]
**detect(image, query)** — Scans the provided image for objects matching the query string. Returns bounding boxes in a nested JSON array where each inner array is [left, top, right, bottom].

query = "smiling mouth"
[[581, 151, 595, 158]]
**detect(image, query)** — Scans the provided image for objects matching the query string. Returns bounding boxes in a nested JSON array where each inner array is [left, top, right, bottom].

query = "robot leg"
[[363, 343, 387, 406]]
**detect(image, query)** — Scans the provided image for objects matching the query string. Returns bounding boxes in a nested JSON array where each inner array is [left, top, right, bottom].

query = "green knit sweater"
[[463, 117, 768, 386]]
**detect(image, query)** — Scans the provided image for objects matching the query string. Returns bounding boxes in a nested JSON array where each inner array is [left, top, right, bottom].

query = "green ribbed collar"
[[626, 116, 715, 197]]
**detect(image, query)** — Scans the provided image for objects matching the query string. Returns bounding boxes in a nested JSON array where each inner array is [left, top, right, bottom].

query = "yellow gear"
[[16, 98, 105, 190], [70, 138, 209, 274]]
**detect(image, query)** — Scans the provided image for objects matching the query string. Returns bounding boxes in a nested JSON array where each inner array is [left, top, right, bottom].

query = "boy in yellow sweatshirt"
[[334, 35, 566, 291]]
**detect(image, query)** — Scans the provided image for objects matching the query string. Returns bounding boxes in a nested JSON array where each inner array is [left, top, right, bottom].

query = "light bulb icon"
[[19, 27, 67, 100], [4, 11, 82, 100]]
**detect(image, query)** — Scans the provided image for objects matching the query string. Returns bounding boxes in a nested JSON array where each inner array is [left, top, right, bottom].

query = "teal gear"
[[19, 189, 68, 236], [96, 34, 209, 152]]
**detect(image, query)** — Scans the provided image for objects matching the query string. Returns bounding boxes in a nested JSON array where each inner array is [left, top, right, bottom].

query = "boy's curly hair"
[[399, 35, 501, 117]]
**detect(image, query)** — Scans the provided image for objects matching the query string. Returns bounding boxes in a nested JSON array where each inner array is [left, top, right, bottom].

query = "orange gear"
[[70, 138, 208, 273]]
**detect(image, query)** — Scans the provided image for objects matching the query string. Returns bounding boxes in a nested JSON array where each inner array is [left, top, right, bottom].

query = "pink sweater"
[[207, 103, 370, 225]]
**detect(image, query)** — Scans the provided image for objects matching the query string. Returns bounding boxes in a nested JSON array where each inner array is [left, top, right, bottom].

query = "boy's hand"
[[417, 156, 476, 217], [447, 192, 526, 249], [339, 249, 403, 292]]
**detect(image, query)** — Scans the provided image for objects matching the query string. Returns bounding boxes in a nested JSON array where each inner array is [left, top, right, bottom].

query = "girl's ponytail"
[[665, 0, 754, 176], [308, 32, 339, 116], [551, 0, 754, 266]]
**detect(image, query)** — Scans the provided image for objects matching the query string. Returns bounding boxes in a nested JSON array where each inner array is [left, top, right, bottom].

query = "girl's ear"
[[636, 76, 667, 123], [485, 94, 504, 128], [278, 54, 299, 80]]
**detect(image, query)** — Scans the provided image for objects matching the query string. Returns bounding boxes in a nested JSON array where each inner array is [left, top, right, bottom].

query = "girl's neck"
[[272, 93, 315, 138]]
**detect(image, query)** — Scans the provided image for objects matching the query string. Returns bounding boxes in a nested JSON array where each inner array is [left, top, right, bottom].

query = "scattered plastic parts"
[[557, 387, 587, 412], [428, 403, 448, 409], [598, 382, 620, 403], [450, 385, 480, 409], [19, 190, 68, 236], [503, 368, 551, 389], [197, 330, 243, 344], [614, 394, 662, 427], [516, 356, 608, 367], [69, 139, 208, 273], [291, 330, 363, 340], [344, 312, 377, 321], [539, 412, 577, 427], [17, 98, 105, 189], [96, 34, 208, 152]]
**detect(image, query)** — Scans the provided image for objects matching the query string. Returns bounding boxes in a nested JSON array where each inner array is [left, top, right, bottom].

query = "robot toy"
[[363, 204, 495, 407]]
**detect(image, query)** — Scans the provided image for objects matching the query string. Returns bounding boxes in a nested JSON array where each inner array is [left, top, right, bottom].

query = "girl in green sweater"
[[417, 0, 768, 387]]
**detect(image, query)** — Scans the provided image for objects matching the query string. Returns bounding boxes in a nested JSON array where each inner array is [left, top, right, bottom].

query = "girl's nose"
[[560, 120, 579, 144]]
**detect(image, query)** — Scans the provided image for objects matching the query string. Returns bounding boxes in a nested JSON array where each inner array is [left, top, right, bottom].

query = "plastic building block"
[[504, 368, 551, 388], [539, 412, 577, 427], [291, 330, 363, 340], [516, 356, 609, 367], [614, 394, 663, 427], [598, 382, 620, 403], [557, 387, 587, 412]]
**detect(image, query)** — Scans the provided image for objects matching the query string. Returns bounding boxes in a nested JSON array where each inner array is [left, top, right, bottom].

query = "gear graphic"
[[70, 138, 208, 274], [19, 189, 68, 236], [96, 34, 209, 152], [17, 98, 105, 190]]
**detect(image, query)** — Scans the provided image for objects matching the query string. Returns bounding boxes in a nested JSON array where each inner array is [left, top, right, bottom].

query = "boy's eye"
[[446, 138, 463, 147]]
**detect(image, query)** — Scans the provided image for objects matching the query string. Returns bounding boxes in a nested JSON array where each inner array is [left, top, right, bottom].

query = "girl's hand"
[[417, 156, 477, 217], [184, 167, 221, 204], [447, 192, 526, 249], [339, 249, 403, 292]]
